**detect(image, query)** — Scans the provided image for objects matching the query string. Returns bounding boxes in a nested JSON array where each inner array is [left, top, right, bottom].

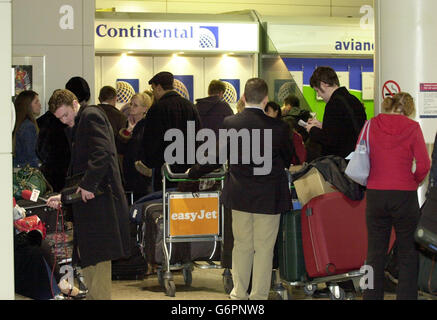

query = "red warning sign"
[[382, 80, 401, 97]]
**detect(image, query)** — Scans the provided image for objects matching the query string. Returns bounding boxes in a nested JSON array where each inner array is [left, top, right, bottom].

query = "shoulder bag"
[[345, 119, 371, 186]]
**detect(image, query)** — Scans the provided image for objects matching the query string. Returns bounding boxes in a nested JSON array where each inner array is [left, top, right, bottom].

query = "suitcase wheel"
[[329, 285, 346, 300], [303, 283, 317, 296], [165, 279, 176, 297]]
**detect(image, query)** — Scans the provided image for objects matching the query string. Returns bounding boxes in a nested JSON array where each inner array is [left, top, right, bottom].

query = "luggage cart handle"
[[162, 163, 225, 181]]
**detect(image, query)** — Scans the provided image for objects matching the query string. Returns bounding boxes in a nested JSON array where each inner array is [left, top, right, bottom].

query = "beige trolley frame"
[[160, 163, 225, 297]]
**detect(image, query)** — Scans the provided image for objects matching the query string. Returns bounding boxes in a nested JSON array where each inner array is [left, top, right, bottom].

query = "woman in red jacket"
[[363, 92, 430, 300]]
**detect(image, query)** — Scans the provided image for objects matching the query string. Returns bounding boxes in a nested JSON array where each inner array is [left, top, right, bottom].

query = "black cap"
[[148, 71, 174, 88], [65, 76, 91, 103]]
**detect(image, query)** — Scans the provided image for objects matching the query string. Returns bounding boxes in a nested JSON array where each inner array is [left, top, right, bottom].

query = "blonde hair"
[[236, 98, 245, 114], [382, 92, 415, 117], [131, 92, 152, 111]]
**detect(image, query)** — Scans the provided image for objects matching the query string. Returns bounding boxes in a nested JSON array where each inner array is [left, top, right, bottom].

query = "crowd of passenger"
[[11, 66, 436, 300]]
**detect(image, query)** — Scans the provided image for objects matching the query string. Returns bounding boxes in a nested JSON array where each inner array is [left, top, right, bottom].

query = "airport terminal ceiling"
[[95, 0, 374, 19]]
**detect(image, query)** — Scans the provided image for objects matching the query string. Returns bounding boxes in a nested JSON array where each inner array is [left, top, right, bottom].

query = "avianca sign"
[[267, 24, 374, 55]]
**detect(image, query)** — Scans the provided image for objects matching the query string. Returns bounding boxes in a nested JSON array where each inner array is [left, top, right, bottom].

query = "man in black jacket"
[[98, 85, 128, 151], [141, 71, 202, 191], [195, 80, 233, 136], [189, 78, 293, 300], [306, 66, 367, 159], [36, 89, 71, 192], [47, 89, 130, 300]]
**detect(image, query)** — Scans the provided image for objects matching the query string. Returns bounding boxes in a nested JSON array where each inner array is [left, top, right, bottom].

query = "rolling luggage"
[[418, 248, 437, 295], [16, 199, 60, 234], [112, 222, 148, 280], [16, 199, 73, 266], [415, 187, 437, 253], [301, 192, 368, 278], [278, 209, 307, 283], [141, 199, 220, 266]]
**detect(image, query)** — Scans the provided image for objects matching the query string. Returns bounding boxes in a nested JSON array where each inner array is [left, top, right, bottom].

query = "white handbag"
[[345, 119, 371, 186]]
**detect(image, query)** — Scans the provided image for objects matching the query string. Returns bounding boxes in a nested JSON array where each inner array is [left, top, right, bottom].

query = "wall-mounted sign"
[[419, 83, 437, 118], [362, 72, 374, 100], [95, 21, 259, 53], [382, 80, 401, 98], [267, 24, 374, 55]]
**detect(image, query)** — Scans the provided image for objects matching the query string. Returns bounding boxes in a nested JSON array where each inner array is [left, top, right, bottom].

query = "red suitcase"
[[301, 192, 368, 278]]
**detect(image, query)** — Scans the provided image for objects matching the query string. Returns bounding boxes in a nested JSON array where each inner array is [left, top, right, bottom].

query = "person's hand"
[[307, 118, 322, 131], [47, 194, 62, 209], [76, 187, 95, 203], [127, 119, 136, 132]]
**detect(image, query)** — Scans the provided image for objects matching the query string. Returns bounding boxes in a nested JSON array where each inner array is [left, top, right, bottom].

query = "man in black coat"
[[97, 86, 128, 151], [36, 90, 71, 192], [189, 78, 293, 300], [306, 66, 367, 159], [195, 80, 234, 136], [47, 89, 130, 300], [141, 71, 202, 191]]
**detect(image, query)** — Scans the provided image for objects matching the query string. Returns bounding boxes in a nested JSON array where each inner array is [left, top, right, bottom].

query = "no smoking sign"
[[382, 80, 401, 97]]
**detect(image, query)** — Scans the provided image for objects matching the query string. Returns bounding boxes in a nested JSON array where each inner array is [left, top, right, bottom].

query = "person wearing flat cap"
[[140, 71, 202, 191]]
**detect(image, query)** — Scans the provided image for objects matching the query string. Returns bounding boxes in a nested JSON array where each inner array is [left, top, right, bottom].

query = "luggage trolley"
[[160, 163, 225, 297], [277, 270, 366, 300], [275, 171, 367, 300]]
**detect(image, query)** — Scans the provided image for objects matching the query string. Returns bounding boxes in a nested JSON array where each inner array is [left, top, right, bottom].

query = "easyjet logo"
[[171, 210, 218, 222]]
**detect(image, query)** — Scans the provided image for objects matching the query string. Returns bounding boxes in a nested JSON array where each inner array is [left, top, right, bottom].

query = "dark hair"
[[149, 71, 174, 90], [265, 101, 282, 118], [98, 86, 117, 103], [283, 95, 300, 108], [208, 80, 226, 96], [13, 90, 39, 153], [244, 78, 268, 105], [65, 76, 90, 103], [310, 66, 340, 89]]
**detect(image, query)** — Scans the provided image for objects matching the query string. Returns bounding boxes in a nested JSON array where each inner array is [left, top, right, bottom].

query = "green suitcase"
[[278, 209, 307, 283]]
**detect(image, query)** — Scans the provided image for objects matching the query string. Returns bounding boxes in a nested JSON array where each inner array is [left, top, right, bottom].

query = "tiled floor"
[[110, 266, 423, 301], [16, 266, 436, 300]]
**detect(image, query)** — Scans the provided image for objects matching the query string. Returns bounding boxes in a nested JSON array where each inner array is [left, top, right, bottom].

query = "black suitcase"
[[418, 247, 437, 295], [112, 223, 148, 280], [415, 187, 437, 253], [141, 199, 219, 266], [141, 200, 190, 265]]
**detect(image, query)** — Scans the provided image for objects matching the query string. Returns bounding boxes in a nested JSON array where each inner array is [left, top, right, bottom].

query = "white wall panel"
[[97, 54, 256, 108], [154, 56, 204, 101], [0, 0, 13, 301], [100, 55, 154, 97], [95, 56, 102, 101], [204, 55, 254, 111]]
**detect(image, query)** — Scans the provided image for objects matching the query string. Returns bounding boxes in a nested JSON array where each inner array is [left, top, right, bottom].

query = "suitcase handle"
[[162, 163, 225, 181]]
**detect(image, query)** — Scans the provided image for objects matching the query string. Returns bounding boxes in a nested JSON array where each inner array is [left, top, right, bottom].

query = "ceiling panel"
[[96, 0, 374, 18]]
